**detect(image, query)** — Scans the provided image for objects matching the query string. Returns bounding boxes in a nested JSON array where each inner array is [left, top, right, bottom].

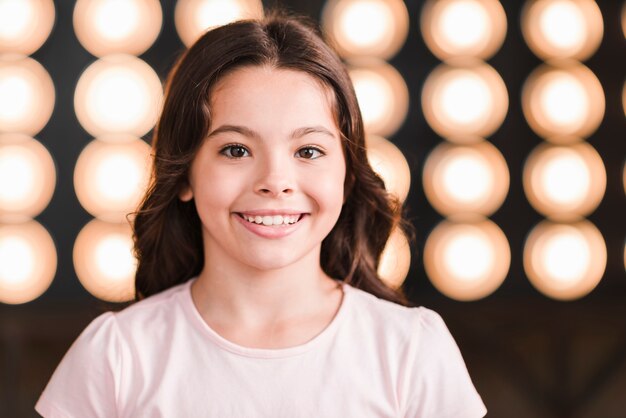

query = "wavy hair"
[[132, 11, 410, 305]]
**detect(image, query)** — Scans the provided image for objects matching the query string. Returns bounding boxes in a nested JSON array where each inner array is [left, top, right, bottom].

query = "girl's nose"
[[254, 156, 295, 197]]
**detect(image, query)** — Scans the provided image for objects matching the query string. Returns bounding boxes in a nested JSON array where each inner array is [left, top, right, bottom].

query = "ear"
[[179, 183, 193, 202]]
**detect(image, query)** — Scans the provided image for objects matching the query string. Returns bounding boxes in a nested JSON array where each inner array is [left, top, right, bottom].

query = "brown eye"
[[221, 145, 249, 158], [296, 147, 323, 159]]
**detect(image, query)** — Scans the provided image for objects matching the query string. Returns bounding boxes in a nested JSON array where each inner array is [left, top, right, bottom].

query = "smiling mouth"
[[237, 213, 304, 226]]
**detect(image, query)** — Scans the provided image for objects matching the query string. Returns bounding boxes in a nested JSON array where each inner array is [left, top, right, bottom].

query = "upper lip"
[[235, 209, 308, 216]]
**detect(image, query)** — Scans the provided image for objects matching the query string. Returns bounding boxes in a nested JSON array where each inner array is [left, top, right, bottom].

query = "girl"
[[37, 11, 486, 417]]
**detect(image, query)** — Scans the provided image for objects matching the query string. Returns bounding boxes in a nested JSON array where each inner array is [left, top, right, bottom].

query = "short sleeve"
[[402, 308, 486, 418], [36, 312, 121, 418]]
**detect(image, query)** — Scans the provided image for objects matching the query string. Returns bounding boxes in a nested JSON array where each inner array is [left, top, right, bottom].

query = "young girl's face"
[[179, 66, 346, 272]]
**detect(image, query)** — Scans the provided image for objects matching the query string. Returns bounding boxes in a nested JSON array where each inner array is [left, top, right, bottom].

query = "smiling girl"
[[37, 11, 486, 418]]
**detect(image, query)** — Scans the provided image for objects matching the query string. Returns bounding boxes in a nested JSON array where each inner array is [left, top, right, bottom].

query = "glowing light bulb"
[[74, 138, 151, 222], [74, 55, 163, 137], [365, 135, 411, 202], [424, 217, 510, 301], [0, 0, 55, 55], [524, 142, 605, 220], [73, 219, 136, 302], [73, 0, 162, 56], [423, 141, 509, 216], [0, 134, 56, 221], [349, 60, 409, 137], [322, 0, 409, 59], [524, 220, 606, 300], [0, 56, 55, 135], [421, 0, 507, 59], [175, 0, 264, 47], [378, 227, 411, 289], [422, 60, 508, 139], [0, 221, 57, 304]]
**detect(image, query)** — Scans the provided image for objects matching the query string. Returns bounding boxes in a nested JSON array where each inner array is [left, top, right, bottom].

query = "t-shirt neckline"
[[181, 278, 351, 359]]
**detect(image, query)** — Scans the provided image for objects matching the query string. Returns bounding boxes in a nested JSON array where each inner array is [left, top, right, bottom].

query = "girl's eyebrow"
[[206, 125, 338, 141]]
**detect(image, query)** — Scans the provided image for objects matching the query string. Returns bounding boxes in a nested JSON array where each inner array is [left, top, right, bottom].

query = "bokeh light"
[[73, 219, 136, 302], [523, 142, 606, 220], [349, 60, 409, 137], [0, 55, 55, 135], [73, 0, 162, 57], [321, 0, 409, 59], [421, 60, 508, 139], [522, 61, 604, 139], [378, 227, 411, 289], [424, 217, 510, 301], [421, 0, 507, 60], [522, 0, 603, 61], [74, 138, 151, 222], [365, 135, 411, 202], [0, 0, 55, 55], [175, 0, 264, 47], [0, 220, 56, 304], [74, 54, 163, 137], [524, 220, 606, 300], [423, 141, 509, 216], [0, 134, 56, 222]]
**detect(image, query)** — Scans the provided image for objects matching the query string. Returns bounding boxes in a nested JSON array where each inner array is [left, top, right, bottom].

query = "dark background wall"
[[1, 0, 625, 417]]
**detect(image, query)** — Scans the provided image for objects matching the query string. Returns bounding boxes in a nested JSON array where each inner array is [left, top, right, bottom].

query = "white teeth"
[[242, 214, 300, 226]]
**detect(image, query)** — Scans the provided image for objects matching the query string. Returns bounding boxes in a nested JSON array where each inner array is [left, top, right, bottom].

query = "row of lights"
[[0, 0, 624, 304]]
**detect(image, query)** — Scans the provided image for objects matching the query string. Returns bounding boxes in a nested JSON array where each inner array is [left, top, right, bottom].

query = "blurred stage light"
[[0, 0, 55, 55], [321, 0, 409, 59], [423, 141, 509, 216], [349, 60, 409, 137], [73, 219, 136, 302], [73, 0, 162, 57], [74, 54, 163, 137], [524, 220, 606, 300], [524, 142, 605, 220], [421, 60, 508, 139], [522, 0, 603, 61], [378, 227, 411, 289], [424, 217, 510, 301], [0, 55, 55, 135], [0, 220, 56, 304], [175, 0, 264, 47], [522, 61, 604, 139], [0, 134, 55, 222], [365, 135, 411, 203], [74, 138, 151, 222], [421, 0, 507, 60]]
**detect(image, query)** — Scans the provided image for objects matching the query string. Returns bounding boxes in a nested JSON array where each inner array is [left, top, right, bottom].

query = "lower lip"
[[233, 214, 305, 239]]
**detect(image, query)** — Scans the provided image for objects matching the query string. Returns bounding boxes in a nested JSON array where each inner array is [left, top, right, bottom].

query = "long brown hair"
[[133, 11, 410, 305]]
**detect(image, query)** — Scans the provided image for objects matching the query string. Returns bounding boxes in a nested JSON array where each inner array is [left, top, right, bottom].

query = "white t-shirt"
[[36, 279, 486, 417]]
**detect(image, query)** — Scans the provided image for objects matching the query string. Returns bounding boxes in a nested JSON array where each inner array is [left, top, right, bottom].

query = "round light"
[[73, 219, 136, 302], [321, 0, 409, 60], [422, 60, 508, 139], [523, 142, 606, 220], [365, 135, 411, 203], [0, 134, 56, 222], [74, 138, 151, 222], [524, 219, 606, 300], [73, 0, 162, 57], [175, 0, 264, 47], [423, 140, 509, 216], [349, 60, 409, 137], [74, 54, 163, 137], [378, 227, 411, 289], [0, 55, 55, 136], [0, 0, 55, 55], [0, 220, 56, 304], [522, 0, 603, 61], [421, 0, 507, 60], [424, 217, 510, 301], [522, 61, 604, 139]]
